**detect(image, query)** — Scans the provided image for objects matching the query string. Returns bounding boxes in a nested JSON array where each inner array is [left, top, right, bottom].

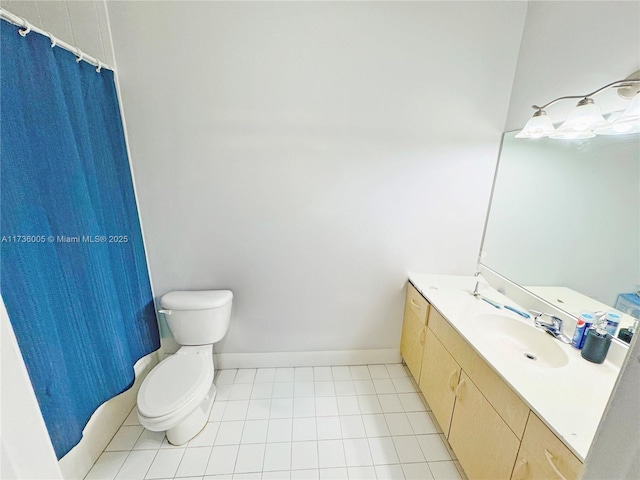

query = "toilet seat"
[[138, 352, 213, 425]]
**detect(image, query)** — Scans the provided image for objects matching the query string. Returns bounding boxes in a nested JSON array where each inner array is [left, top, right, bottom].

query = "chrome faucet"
[[531, 311, 571, 344]]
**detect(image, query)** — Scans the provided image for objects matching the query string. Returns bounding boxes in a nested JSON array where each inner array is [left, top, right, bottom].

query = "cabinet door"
[[512, 413, 583, 480], [400, 284, 429, 379], [449, 372, 520, 480], [419, 328, 460, 436]]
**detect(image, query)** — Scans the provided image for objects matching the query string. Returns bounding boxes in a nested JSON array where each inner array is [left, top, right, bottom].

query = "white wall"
[[107, 0, 527, 356]]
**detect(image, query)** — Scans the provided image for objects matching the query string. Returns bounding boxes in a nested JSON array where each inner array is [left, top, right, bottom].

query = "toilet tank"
[[159, 290, 233, 345]]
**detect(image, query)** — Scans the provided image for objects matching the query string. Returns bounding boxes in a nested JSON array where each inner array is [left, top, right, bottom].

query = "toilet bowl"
[[137, 289, 232, 445]]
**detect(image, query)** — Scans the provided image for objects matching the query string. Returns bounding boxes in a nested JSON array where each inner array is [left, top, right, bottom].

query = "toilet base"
[[166, 382, 217, 445]]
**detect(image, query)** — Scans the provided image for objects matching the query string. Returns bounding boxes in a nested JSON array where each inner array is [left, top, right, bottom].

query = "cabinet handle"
[[410, 299, 422, 310], [448, 369, 458, 391], [419, 326, 426, 345], [544, 449, 569, 480], [454, 378, 466, 399], [512, 458, 528, 480]]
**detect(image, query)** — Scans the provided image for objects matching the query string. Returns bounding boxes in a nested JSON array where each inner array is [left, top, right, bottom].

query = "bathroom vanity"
[[401, 274, 622, 480]]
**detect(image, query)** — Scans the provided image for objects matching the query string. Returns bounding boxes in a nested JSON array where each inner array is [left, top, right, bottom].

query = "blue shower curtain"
[[0, 21, 160, 458]]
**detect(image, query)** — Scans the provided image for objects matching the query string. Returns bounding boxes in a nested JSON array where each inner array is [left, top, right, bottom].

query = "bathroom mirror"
[[480, 131, 640, 340]]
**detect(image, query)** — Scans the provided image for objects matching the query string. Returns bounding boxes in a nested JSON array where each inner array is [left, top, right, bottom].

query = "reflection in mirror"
[[481, 131, 640, 343]]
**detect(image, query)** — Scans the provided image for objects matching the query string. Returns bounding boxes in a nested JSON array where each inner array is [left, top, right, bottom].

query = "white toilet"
[[137, 289, 232, 445]]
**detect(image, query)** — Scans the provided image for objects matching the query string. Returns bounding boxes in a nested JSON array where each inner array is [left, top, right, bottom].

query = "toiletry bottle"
[[571, 311, 595, 349], [618, 318, 638, 343], [581, 317, 612, 364], [603, 310, 622, 336]]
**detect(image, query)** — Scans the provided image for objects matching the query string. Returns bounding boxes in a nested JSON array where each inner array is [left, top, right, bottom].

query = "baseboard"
[[212, 348, 401, 369], [58, 352, 159, 480]]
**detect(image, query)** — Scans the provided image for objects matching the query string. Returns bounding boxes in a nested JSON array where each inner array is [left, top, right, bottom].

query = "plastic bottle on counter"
[[603, 310, 622, 336], [617, 318, 638, 344], [581, 316, 612, 364], [571, 310, 595, 349]]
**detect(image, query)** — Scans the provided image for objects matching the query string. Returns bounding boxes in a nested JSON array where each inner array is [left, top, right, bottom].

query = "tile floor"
[[85, 364, 465, 480]]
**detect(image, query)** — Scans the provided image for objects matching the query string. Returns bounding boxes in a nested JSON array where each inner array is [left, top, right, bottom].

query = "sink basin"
[[472, 314, 569, 368]]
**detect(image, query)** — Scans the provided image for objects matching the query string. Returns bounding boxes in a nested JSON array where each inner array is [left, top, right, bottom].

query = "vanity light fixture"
[[516, 70, 640, 139]]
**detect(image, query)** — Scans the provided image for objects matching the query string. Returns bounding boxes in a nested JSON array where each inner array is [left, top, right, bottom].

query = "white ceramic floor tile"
[[391, 377, 416, 394], [263, 442, 291, 471], [339, 415, 366, 439], [392, 436, 424, 463], [205, 445, 239, 475], [367, 365, 389, 379], [331, 366, 351, 381], [378, 395, 403, 413], [217, 370, 238, 385], [362, 414, 391, 438], [85, 451, 129, 480], [295, 367, 314, 382], [247, 399, 272, 420], [275, 368, 295, 382], [313, 367, 333, 381], [233, 472, 261, 479], [255, 368, 277, 383], [398, 393, 426, 412], [134, 429, 165, 450], [374, 464, 405, 480], [373, 379, 396, 395], [357, 396, 382, 415], [235, 369, 257, 384], [270, 398, 294, 419], [349, 366, 371, 380], [406, 412, 438, 435], [427, 460, 461, 480], [106, 425, 145, 451], [294, 397, 316, 418], [217, 384, 234, 401], [175, 446, 213, 478], [230, 384, 254, 401], [402, 462, 434, 480], [223, 400, 250, 421], [353, 380, 376, 396], [204, 475, 233, 480], [189, 421, 220, 447], [368, 437, 399, 465], [263, 470, 291, 480], [273, 382, 295, 398], [161, 437, 184, 449], [267, 418, 293, 443], [337, 396, 360, 416], [385, 364, 408, 378], [251, 383, 274, 399], [416, 435, 451, 462], [123, 407, 141, 426], [291, 441, 319, 470], [318, 440, 346, 468], [115, 450, 157, 479], [241, 420, 269, 444], [234, 444, 266, 474], [315, 397, 339, 417], [210, 401, 227, 421], [291, 469, 320, 480], [314, 382, 336, 397], [293, 417, 317, 441], [384, 413, 413, 436], [316, 416, 342, 440], [215, 421, 244, 445], [334, 381, 356, 397], [319, 467, 348, 480], [145, 448, 185, 479], [347, 466, 376, 479], [342, 438, 373, 467], [294, 381, 315, 398]]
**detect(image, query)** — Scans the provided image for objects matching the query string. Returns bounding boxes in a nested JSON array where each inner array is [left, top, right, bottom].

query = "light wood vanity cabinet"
[[400, 283, 429, 380], [399, 283, 584, 480]]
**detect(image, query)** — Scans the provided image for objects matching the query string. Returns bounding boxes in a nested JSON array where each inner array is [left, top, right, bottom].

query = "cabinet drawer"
[[405, 283, 429, 325], [428, 308, 529, 438], [513, 413, 583, 480]]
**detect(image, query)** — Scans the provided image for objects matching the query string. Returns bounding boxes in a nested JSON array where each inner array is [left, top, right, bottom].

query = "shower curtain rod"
[[0, 8, 113, 72]]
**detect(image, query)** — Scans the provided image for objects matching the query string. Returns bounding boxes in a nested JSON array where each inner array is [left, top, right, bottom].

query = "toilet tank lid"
[[161, 290, 233, 310]]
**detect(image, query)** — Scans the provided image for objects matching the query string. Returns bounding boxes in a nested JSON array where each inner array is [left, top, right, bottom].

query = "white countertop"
[[408, 273, 622, 461]]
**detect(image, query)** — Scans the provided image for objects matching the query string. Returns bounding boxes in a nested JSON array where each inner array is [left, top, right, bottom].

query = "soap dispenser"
[[581, 316, 611, 364]]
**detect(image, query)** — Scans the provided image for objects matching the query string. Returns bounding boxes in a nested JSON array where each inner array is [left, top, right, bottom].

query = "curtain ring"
[[96, 61, 102, 73], [18, 18, 32, 37], [50, 34, 57, 48], [75, 48, 84, 63]]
